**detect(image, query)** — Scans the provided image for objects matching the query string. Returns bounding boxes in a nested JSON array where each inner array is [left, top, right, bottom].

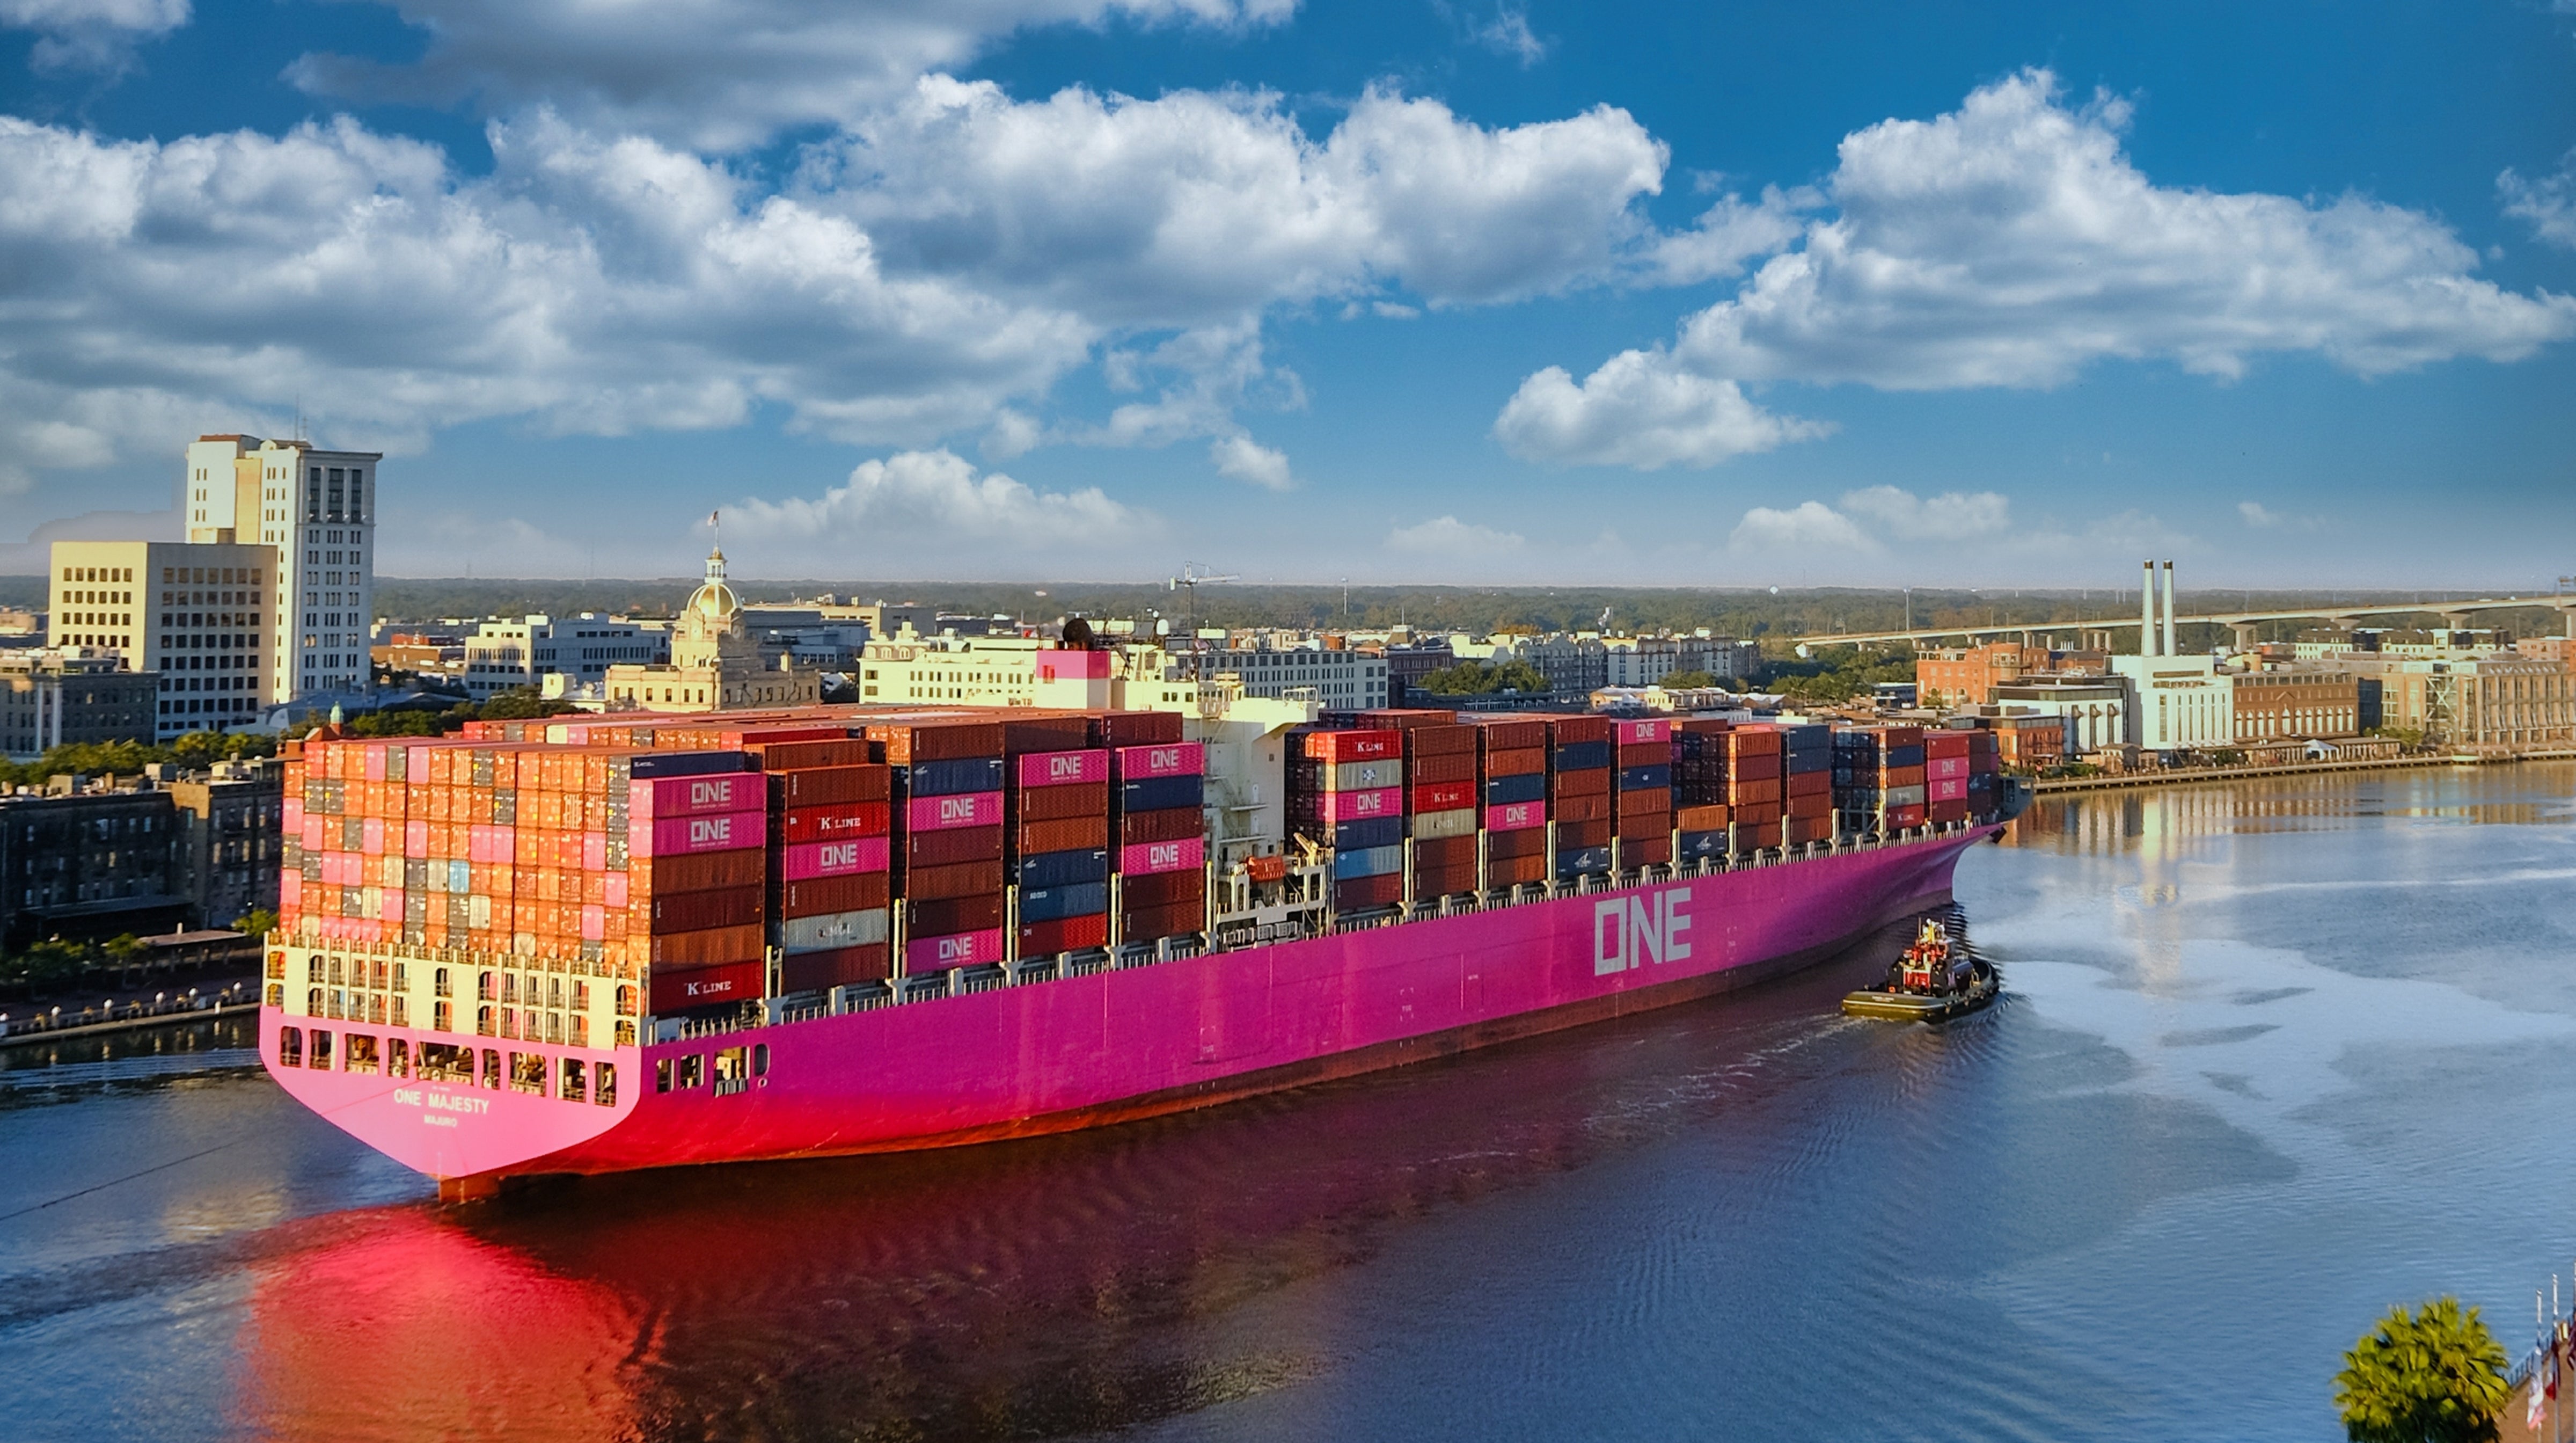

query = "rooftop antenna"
[[1164, 564, 1238, 680]]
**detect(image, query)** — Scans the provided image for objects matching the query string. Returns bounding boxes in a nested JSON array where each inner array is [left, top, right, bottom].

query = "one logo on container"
[[689, 778, 737, 808], [1593, 887, 1694, 976], [689, 815, 733, 846]]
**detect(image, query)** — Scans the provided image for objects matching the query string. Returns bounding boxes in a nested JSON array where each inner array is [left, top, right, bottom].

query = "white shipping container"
[[1882, 784, 1928, 808], [781, 907, 892, 954], [1331, 759, 1404, 790], [1409, 807, 1477, 840]]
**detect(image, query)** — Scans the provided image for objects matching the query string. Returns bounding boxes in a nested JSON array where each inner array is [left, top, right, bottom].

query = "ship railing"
[[958, 964, 1012, 995]]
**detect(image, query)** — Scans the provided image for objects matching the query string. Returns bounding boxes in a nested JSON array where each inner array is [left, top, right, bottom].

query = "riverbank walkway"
[[2028, 748, 2576, 795], [0, 978, 261, 1050]]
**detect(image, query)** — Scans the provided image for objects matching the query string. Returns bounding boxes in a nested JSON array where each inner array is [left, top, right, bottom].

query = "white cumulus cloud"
[[1838, 484, 2010, 539], [286, 0, 1297, 152], [2500, 150, 2576, 251], [1209, 434, 1294, 490], [1386, 514, 1525, 556], [0, 0, 187, 70], [1504, 69, 2576, 469], [1492, 351, 1828, 468], [725, 449, 1150, 567], [1727, 500, 1879, 557]]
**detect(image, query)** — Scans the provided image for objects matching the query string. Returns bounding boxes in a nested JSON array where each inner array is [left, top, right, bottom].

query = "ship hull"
[[264, 827, 1994, 1185]]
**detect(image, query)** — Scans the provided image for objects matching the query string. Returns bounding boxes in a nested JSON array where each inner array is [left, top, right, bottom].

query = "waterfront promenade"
[[2028, 748, 2576, 795]]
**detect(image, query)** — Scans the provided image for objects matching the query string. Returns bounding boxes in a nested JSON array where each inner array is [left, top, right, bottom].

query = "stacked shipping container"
[[1549, 716, 1614, 878], [1475, 718, 1549, 890], [1106, 710, 1204, 946], [874, 718, 1009, 975], [1613, 718, 1674, 866], [755, 734, 892, 996], [1295, 727, 1405, 912]]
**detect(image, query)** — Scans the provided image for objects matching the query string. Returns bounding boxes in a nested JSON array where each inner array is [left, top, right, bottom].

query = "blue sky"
[[2, 0, 2571, 588]]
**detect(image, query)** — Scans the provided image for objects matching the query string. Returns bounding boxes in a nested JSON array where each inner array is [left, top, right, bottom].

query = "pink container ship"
[[258, 603, 2010, 1199]]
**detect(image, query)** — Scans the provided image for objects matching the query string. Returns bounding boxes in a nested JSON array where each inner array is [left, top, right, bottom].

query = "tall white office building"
[[182, 434, 382, 702]]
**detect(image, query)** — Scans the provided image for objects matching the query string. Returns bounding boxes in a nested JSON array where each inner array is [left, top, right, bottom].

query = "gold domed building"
[[603, 546, 819, 713]]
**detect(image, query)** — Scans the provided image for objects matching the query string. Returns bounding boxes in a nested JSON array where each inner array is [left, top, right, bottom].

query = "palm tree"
[[2335, 1296, 2511, 1443]]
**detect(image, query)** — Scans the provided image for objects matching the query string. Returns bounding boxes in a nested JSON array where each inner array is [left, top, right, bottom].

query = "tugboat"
[[1842, 915, 2000, 1022]]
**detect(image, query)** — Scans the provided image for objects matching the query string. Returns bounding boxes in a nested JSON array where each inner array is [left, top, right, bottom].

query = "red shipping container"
[[1784, 814, 1832, 846], [1550, 717, 1612, 744], [1887, 804, 1928, 828], [1413, 864, 1477, 897], [1616, 813, 1670, 841], [1023, 815, 1113, 853], [1001, 717, 1094, 755], [869, 720, 1005, 764], [1413, 834, 1476, 867], [1410, 752, 1476, 785], [1478, 720, 1550, 750], [1121, 900, 1205, 942], [1412, 780, 1476, 813], [649, 958, 764, 1013], [1304, 730, 1399, 763], [905, 826, 1005, 866], [1016, 781, 1110, 823], [772, 766, 890, 807], [1485, 852, 1546, 887], [625, 849, 766, 899], [1121, 836, 1204, 876], [1330, 873, 1403, 910], [909, 929, 1004, 972], [1482, 746, 1546, 776], [1097, 710, 1184, 747], [1926, 730, 1973, 755], [1019, 913, 1109, 956], [905, 859, 1005, 901], [1554, 792, 1612, 824], [907, 791, 1004, 832], [1729, 777, 1783, 806], [1677, 803, 1731, 832], [1624, 833, 1673, 865], [1487, 826, 1546, 859], [1618, 789, 1673, 818], [1121, 869, 1205, 908], [780, 872, 892, 917], [643, 923, 764, 966], [1557, 819, 1612, 848], [781, 945, 890, 993], [1550, 768, 1611, 797], [1741, 820, 1783, 849], [779, 803, 890, 843], [1787, 771, 1831, 798], [1732, 800, 1784, 825], [751, 738, 868, 770], [647, 886, 762, 934], [911, 893, 1004, 935]]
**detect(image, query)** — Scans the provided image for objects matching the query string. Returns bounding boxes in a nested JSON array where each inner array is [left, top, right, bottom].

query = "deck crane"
[[1166, 566, 1239, 680]]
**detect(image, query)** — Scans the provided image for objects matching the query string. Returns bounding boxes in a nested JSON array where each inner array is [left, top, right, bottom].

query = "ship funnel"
[[2140, 559, 2157, 657]]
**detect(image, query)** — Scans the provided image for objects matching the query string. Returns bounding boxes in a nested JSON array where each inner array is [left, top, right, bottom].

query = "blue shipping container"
[[1483, 772, 1546, 806], [1554, 740, 1613, 771], [1120, 774, 1204, 812], [1617, 763, 1672, 792], [1016, 848, 1110, 890], [631, 750, 752, 779], [905, 756, 1007, 796], [1555, 846, 1613, 877], [1021, 881, 1109, 923], [1333, 817, 1402, 851], [1332, 844, 1405, 879]]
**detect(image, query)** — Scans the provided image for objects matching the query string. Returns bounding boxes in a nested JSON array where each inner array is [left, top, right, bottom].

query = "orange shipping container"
[[1553, 792, 1611, 825], [1482, 746, 1546, 776], [643, 925, 765, 967]]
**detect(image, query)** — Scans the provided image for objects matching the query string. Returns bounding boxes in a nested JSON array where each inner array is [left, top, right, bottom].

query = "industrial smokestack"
[[2161, 560, 2178, 657], [2141, 559, 2158, 657]]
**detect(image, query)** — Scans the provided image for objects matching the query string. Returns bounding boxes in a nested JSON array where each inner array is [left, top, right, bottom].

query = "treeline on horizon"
[[0, 574, 2549, 646]]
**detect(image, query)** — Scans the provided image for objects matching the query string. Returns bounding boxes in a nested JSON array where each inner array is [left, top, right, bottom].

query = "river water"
[[2, 764, 2571, 1442]]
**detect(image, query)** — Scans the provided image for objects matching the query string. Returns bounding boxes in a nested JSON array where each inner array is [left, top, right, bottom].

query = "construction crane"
[[1166, 565, 1239, 680]]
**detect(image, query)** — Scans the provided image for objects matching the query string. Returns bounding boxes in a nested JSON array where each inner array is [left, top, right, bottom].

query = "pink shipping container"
[[1121, 836, 1205, 876], [908, 928, 1004, 972], [1484, 801, 1547, 832], [781, 836, 892, 881], [281, 797, 304, 832], [906, 791, 1005, 832], [1016, 749, 1110, 788], [360, 817, 384, 855], [1116, 742, 1205, 778], [1927, 756, 1969, 780], [634, 807, 769, 858], [630, 772, 763, 820], [1615, 718, 1673, 746], [1315, 786, 1401, 823], [1928, 776, 1970, 802], [281, 871, 303, 906]]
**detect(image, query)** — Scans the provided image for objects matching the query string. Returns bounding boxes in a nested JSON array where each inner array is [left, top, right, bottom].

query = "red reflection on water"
[[236, 1213, 647, 1443]]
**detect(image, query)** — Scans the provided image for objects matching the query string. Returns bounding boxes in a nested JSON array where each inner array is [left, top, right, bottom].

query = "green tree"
[[232, 908, 279, 938], [2334, 1296, 2509, 1443], [1418, 659, 1551, 695]]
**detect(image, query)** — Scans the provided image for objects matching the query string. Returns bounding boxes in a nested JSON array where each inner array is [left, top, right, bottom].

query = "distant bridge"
[[1788, 594, 2576, 649]]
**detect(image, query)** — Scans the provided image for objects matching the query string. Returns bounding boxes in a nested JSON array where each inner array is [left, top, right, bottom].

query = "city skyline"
[[2, 2, 2572, 587]]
